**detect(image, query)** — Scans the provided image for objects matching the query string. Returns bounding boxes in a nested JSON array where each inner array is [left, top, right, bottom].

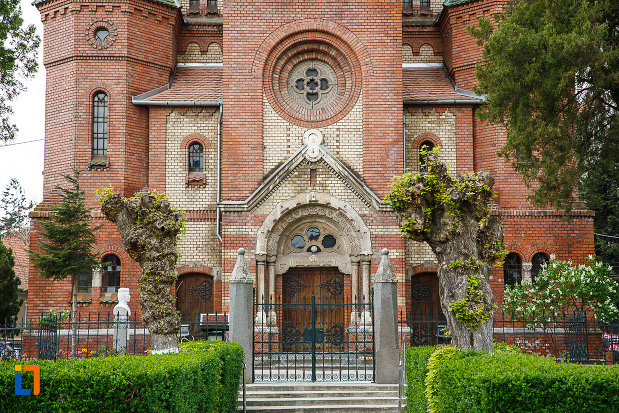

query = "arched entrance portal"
[[253, 194, 374, 381], [255, 193, 372, 320]]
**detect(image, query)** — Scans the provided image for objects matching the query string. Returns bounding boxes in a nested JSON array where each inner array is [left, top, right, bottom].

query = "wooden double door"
[[281, 267, 346, 352], [176, 273, 214, 337]]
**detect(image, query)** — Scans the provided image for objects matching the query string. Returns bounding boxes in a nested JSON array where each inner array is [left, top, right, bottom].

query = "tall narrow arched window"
[[92, 92, 108, 162], [102, 254, 121, 295], [188, 142, 204, 173], [531, 253, 549, 283], [419, 141, 434, 173], [503, 253, 522, 288]]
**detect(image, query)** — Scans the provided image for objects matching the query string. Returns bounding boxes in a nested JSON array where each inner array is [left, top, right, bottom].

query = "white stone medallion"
[[303, 129, 323, 162]]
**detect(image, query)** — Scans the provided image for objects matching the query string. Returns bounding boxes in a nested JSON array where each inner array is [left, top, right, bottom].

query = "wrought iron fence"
[[0, 310, 229, 361], [398, 310, 619, 364]]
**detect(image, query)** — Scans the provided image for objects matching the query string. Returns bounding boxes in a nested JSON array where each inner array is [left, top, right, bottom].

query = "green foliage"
[[0, 0, 40, 141], [424, 345, 460, 413], [428, 350, 619, 412], [449, 272, 490, 330], [0, 239, 22, 322], [504, 256, 619, 323], [405, 346, 436, 413], [0, 178, 33, 239], [580, 146, 619, 266], [469, 0, 618, 214], [30, 170, 102, 282], [385, 148, 494, 242], [0, 341, 244, 413]]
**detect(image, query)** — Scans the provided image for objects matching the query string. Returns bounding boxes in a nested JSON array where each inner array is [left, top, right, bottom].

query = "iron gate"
[[253, 293, 374, 382]]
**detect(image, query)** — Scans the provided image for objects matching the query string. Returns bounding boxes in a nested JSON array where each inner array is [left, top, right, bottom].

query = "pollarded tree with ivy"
[[98, 189, 185, 354], [385, 149, 506, 352]]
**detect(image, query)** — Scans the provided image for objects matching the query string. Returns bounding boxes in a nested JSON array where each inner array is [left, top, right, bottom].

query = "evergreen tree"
[[0, 238, 22, 323], [0, 178, 34, 242], [469, 0, 618, 214], [29, 170, 101, 358]]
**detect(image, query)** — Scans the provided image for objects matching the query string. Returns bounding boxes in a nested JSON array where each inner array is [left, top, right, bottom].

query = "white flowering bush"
[[504, 256, 619, 324]]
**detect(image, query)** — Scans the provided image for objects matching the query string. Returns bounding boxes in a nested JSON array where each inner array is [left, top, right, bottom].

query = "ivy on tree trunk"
[[99, 189, 185, 354], [386, 149, 507, 352]]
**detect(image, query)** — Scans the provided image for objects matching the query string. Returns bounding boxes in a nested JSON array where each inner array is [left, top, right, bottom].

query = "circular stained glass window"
[[291, 235, 306, 249], [307, 246, 321, 253], [322, 235, 336, 249], [307, 227, 320, 241]]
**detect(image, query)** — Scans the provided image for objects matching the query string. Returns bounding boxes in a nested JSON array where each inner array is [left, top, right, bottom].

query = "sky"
[[0, 0, 46, 205]]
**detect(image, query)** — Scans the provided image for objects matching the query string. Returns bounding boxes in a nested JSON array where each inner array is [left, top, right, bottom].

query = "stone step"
[[240, 396, 399, 407], [239, 405, 402, 412], [243, 390, 398, 398], [243, 382, 396, 392], [238, 382, 404, 412]]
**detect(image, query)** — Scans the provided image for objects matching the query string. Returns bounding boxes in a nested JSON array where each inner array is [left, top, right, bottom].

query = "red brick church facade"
[[28, 0, 594, 324]]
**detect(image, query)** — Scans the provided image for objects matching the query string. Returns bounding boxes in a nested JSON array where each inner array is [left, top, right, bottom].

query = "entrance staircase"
[[238, 382, 403, 412]]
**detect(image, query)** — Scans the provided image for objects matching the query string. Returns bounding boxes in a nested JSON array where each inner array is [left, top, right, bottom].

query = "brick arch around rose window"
[[252, 18, 373, 127]]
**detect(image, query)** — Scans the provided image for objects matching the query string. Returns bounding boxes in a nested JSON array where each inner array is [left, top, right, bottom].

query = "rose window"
[[292, 66, 333, 106], [287, 60, 337, 110], [290, 227, 337, 253]]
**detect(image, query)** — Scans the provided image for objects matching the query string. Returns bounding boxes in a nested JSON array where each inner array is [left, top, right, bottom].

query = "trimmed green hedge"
[[433, 351, 619, 412], [407, 343, 619, 412], [405, 346, 436, 413], [0, 341, 244, 413]]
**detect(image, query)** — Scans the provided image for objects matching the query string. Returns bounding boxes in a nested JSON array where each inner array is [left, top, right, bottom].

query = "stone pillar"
[[350, 255, 360, 324], [267, 255, 277, 324], [361, 254, 371, 301], [255, 253, 267, 325], [360, 254, 372, 324], [522, 262, 533, 283], [373, 249, 398, 384], [229, 248, 253, 384]]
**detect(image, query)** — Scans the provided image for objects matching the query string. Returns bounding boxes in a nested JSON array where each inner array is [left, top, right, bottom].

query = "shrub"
[[0, 340, 243, 412], [433, 351, 619, 412], [405, 346, 436, 413]]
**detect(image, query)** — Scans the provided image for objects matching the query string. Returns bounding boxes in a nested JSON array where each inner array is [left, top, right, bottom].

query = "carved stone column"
[[522, 262, 533, 283], [267, 255, 277, 324], [350, 255, 360, 324], [361, 253, 372, 324], [255, 253, 267, 325]]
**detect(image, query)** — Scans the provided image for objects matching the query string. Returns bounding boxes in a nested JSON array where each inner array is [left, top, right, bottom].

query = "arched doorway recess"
[[255, 193, 372, 324]]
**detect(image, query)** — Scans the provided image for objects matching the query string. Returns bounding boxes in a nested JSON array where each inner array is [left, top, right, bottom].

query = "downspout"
[[216, 100, 223, 243], [403, 109, 406, 172]]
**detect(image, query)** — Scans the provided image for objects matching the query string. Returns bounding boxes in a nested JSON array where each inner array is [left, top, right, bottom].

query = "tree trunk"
[[71, 275, 77, 359], [100, 192, 183, 354]]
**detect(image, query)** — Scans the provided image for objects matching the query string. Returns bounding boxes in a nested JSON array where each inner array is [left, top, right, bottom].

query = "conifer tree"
[[0, 178, 34, 242], [0, 239, 22, 323], [30, 170, 101, 358]]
